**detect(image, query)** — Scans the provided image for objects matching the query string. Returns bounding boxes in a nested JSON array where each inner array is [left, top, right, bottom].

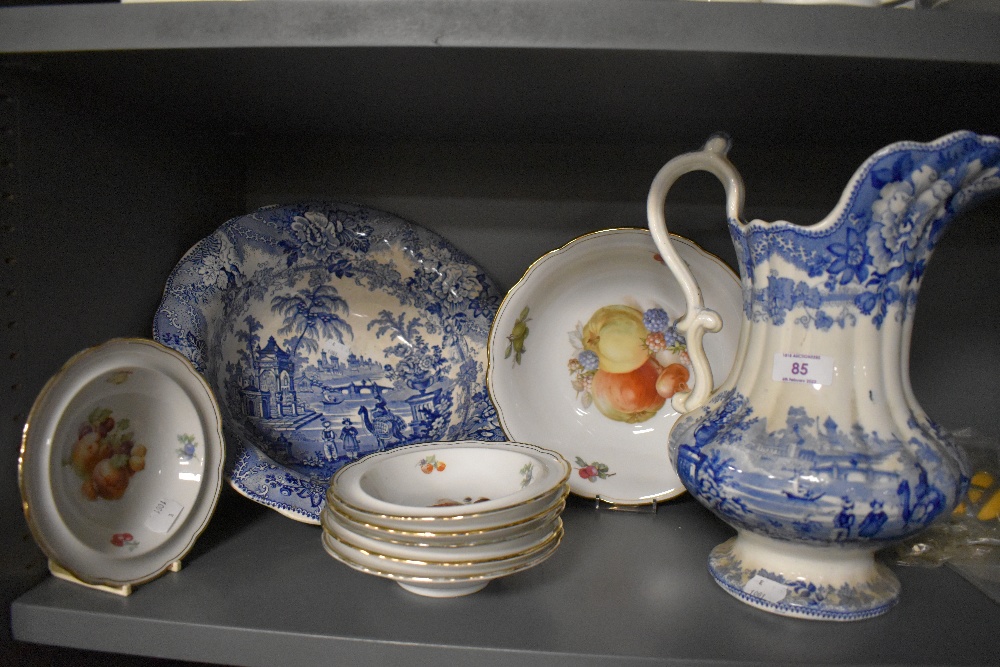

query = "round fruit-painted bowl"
[[487, 228, 742, 505], [323, 496, 567, 548], [329, 440, 570, 519], [321, 503, 562, 562], [321, 520, 564, 598], [19, 338, 225, 590], [326, 482, 568, 533]]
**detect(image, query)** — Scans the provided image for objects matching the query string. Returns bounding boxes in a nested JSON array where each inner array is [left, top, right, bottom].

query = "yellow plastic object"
[[971, 471, 995, 488], [978, 490, 1000, 521], [955, 469, 1000, 521], [896, 435, 1000, 569]]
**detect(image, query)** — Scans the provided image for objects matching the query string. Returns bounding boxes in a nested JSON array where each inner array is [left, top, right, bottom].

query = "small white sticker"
[[145, 498, 184, 534], [743, 574, 789, 603], [772, 352, 834, 386]]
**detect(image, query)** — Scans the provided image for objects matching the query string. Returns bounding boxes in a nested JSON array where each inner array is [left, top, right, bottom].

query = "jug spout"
[[731, 130, 1000, 330]]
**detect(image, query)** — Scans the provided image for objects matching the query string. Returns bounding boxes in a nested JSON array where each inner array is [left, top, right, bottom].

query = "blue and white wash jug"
[[648, 131, 1000, 621]]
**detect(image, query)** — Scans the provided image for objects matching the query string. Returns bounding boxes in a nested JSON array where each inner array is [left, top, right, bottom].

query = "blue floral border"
[[731, 132, 1000, 329]]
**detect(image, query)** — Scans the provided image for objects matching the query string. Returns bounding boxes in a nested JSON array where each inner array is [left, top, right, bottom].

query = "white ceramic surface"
[[322, 503, 562, 562], [324, 497, 567, 547], [323, 527, 564, 581], [322, 533, 559, 598], [19, 338, 225, 588], [330, 440, 569, 518], [326, 481, 569, 533], [487, 228, 742, 504]]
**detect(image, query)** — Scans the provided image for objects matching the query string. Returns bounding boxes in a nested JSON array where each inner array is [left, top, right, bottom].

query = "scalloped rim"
[[735, 131, 1000, 236], [153, 202, 504, 524], [329, 440, 571, 519], [486, 227, 741, 504]]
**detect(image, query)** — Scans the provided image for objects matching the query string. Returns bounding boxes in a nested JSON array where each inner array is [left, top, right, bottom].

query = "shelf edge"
[[1, 1, 999, 65]]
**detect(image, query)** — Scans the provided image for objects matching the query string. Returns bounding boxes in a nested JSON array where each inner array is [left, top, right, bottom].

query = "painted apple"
[[90, 457, 132, 500], [70, 431, 111, 478], [582, 305, 650, 374], [590, 358, 665, 423]]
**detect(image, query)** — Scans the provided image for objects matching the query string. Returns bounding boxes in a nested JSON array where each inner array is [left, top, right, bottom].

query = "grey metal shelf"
[[12, 492, 1000, 666], [2, 1, 999, 665]]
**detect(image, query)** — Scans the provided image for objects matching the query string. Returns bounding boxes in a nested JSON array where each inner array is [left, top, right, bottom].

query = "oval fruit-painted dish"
[[154, 203, 504, 523], [487, 228, 742, 505], [19, 338, 225, 589]]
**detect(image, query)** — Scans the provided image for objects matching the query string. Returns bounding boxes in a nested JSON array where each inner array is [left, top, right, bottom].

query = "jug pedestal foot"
[[707, 531, 900, 621]]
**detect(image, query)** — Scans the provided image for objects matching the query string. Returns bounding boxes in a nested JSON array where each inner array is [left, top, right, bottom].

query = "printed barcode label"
[[145, 498, 184, 534], [772, 352, 834, 386]]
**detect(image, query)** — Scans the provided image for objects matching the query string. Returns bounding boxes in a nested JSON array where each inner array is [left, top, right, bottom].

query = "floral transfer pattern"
[[519, 462, 534, 488], [154, 203, 504, 522], [732, 132, 1000, 329], [176, 434, 198, 461]]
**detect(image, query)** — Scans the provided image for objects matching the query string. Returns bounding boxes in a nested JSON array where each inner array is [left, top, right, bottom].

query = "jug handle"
[[647, 134, 745, 413]]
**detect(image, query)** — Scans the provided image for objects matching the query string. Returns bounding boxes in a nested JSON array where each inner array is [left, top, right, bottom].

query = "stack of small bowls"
[[322, 440, 571, 597]]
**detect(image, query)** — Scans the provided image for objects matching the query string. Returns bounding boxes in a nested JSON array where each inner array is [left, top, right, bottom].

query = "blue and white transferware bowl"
[[154, 203, 504, 523]]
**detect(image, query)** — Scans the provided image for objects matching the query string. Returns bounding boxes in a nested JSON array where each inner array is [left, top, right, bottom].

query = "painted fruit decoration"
[[66, 407, 148, 501], [569, 305, 690, 423]]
